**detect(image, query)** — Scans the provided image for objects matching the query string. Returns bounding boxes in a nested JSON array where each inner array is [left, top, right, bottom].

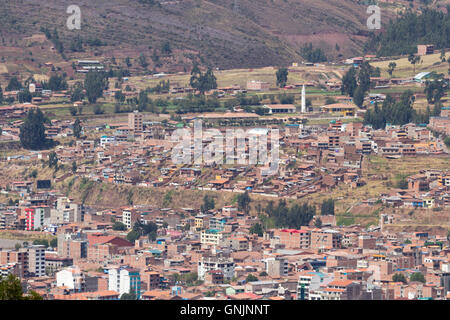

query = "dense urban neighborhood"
[[0, 1, 449, 302]]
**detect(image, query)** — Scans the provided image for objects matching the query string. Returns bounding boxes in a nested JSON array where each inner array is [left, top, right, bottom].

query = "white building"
[[56, 266, 85, 292], [198, 257, 235, 281], [108, 266, 141, 299], [297, 272, 324, 300], [100, 135, 116, 148]]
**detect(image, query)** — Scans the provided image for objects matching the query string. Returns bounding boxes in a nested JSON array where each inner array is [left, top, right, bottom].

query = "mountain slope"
[[0, 0, 401, 69]]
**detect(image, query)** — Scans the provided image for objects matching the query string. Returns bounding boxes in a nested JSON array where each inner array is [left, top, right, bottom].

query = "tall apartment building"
[[57, 232, 88, 260], [274, 229, 311, 249], [122, 208, 139, 230], [201, 229, 228, 246], [27, 245, 46, 277], [142, 271, 160, 290], [108, 266, 141, 299], [55, 197, 84, 223], [25, 206, 50, 231], [265, 257, 289, 277], [198, 257, 235, 281], [128, 111, 143, 132], [310, 229, 342, 251]]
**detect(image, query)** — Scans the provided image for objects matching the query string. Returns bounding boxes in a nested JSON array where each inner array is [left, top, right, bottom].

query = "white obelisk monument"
[[301, 84, 306, 113]]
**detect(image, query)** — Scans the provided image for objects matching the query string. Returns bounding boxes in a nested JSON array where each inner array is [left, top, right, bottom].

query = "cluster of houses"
[[0, 188, 449, 300]]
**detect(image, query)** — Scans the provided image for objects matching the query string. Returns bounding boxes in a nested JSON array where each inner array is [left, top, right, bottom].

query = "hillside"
[[0, 0, 402, 71]]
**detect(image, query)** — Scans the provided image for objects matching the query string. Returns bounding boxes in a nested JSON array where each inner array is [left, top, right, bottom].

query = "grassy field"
[[0, 63, 8, 74], [0, 230, 56, 242], [122, 65, 345, 92], [371, 51, 450, 78]]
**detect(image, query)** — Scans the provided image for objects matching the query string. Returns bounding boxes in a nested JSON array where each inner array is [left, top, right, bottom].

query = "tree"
[[19, 108, 51, 150], [70, 35, 83, 52], [48, 151, 58, 169], [392, 273, 407, 284], [300, 43, 327, 63], [444, 136, 450, 148], [126, 230, 140, 242], [14, 243, 21, 250], [358, 62, 371, 93], [0, 274, 43, 300], [237, 191, 251, 215], [249, 223, 264, 237], [50, 238, 57, 248], [353, 86, 365, 108], [114, 91, 125, 104], [138, 90, 149, 111], [43, 75, 68, 91], [321, 199, 335, 216], [125, 57, 132, 68], [387, 62, 397, 77], [246, 274, 258, 282], [440, 49, 446, 62], [314, 217, 322, 228], [69, 107, 77, 116], [264, 200, 315, 229], [259, 271, 268, 277], [162, 42, 172, 55], [408, 54, 421, 75], [113, 221, 127, 231], [138, 54, 148, 68], [70, 82, 84, 102], [424, 79, 445, 104], [120, 291, 137, 300], [6, 77, 22, 91], [201, 195, 215, 213], [364, 91, 417, 129], [190, 64, 217, 95], [341, 67, 358, 97], [73, 118, 82, 138], [29, 169, 38, 179], [410, 272, 426, 283], [0, 84, 3, 104], [276, 68, 288, 88], [18, 89, 32, 103], [71, 161, 77, 173], [84, 71, 107, 103]]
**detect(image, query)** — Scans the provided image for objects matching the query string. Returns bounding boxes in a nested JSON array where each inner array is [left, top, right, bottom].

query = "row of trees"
[[392, 272, 425, 284], [19, 108, 53, 150], [363, 91, 433, 129], [189, 64, 217, 94], [249, 198, 335, 236], [126, 221, 159, 242], [299, 43, 327, 63], [261, 200, 316, 230]]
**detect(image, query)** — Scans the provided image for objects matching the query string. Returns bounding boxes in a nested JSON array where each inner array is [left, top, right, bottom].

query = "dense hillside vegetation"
[[365, 7, 450, 57]]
